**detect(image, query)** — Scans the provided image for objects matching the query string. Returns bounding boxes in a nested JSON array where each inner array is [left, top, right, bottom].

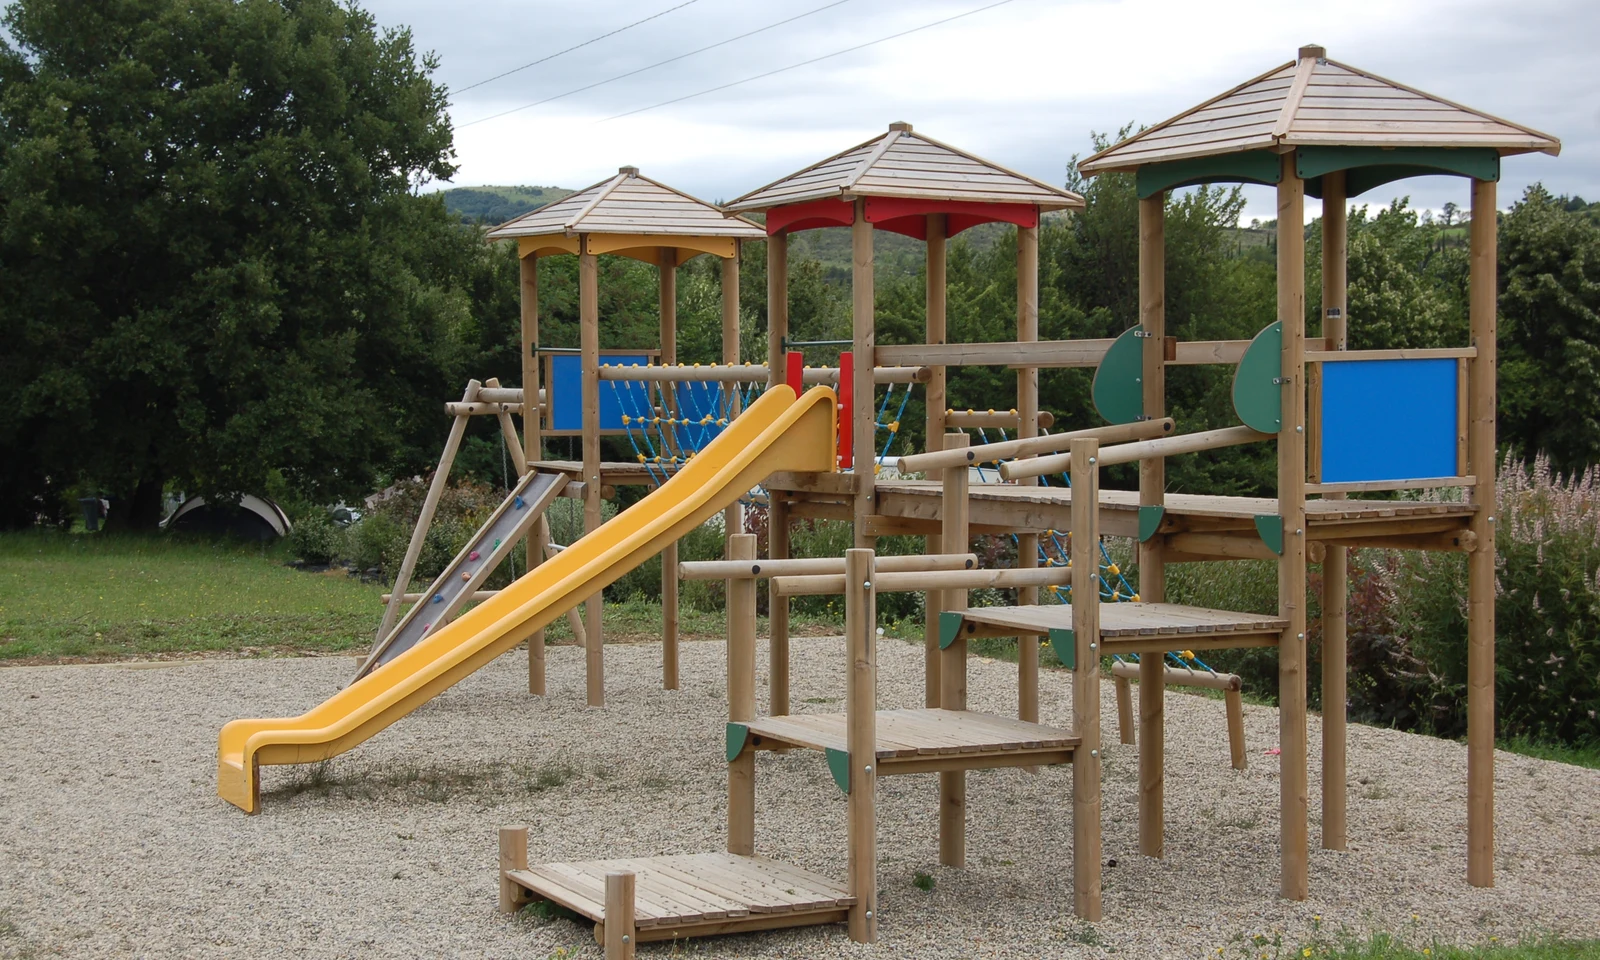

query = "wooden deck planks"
[[955, 601, 1288, 639], [744, 708, 1078, 761], [506, 853, 852, 931]]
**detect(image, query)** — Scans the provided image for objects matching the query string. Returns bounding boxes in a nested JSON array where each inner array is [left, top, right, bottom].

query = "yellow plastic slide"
[[219, 385, 836, 813]]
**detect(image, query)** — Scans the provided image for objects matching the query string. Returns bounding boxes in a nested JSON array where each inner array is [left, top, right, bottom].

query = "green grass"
[[1498, 735, 1600, 770], [0, 531, 837, 663], [1234, 933, 1600, 960]]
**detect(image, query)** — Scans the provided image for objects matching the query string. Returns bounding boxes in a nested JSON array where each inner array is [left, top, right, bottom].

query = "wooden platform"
[[738, 708, 1078, 776], [949, 601, 1288, 655], [504, 852, 851, 944]]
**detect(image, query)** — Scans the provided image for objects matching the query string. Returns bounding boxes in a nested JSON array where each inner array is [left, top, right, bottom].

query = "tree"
[[0, 0, 461, 528]]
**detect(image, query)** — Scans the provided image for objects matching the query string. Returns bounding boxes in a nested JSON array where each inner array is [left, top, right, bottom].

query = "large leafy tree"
[[0, 0, 463, 528]]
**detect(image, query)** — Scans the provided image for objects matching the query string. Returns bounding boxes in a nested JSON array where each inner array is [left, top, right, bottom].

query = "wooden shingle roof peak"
[[1077, 44, 1561, 176], [725, 122, 1083, 213], [485, 167, 765, 240]]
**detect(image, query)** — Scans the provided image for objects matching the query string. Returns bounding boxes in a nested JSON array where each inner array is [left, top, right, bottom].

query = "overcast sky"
[[366, 0, 1597, 223]]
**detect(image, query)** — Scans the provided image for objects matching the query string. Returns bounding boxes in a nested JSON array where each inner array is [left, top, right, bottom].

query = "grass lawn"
[[0, 531, 818, 663]]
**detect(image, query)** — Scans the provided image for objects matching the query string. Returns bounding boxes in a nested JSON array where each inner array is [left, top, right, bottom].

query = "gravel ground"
[[2, 636, 1598, 959]]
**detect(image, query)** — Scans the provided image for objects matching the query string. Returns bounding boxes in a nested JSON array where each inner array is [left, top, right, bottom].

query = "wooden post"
[[1226, 688, 1248, 771], [604, 871, 637, 960], [1017, 222, 1040, 728], [851, 199, 875, 550], [1115, 675, 1135, 744], [1137, 193, 1168, 859], [1276, 153, 1310, 901], [1466, 177, 1497, 887], [728, 533, 757, 856], [580, 243, 605, 707], [767, 231, 792, 717], [485, 378, 527, 476], [521, 255, 547, 693], [938, 433, 969, 868], [1320, 170, 1350, 851], [498, 825, 531, 913], [722, 244, 743, 536], [924, 213, 948, 709], [660, 247, 681, 691], [377, 380, 477, 645], [845, 547, 878, 944], [1070, 438, 1103, 921]]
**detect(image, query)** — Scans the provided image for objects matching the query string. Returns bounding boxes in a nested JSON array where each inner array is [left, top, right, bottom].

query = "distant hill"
[[440, 185, 573, 226]]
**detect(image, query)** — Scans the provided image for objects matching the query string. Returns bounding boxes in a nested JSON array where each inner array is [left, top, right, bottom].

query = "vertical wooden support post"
[[1069, 438, 1103, 921], [486, 378, 527, 476], [923, 213, 948, 709], [1016, 222, 1041, 727], [1320, 170, 1350, 850], [580, 243, 605, 708], [1137, 193, 1168, 858], [378, 381, 477, 644], [722, 244, 743, 536], [1115, 676, 1135, 745], [604, 871, 637, 960], [659, 247, 680, 691], [767, 231, 792, 717], [1466, 177, 1498, 888], [521, 255, 547, 695], [845, 547, 878, 943], [1276, 153, 1310, 901], [938, 433, 969, 868], [728, 533, 757, 856], [851, 199, 876, 550], [498, 825, 531, 913], [1225, 688, 1248, 771]]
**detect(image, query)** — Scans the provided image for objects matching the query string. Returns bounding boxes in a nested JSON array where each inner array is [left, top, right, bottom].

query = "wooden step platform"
[[501, 848, 851, 945], [948, 602, 1288, 656], [735, 708, 1078, 779]]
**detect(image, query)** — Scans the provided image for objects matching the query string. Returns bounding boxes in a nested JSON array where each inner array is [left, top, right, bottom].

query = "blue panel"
[[1320, 359, 1458, 483], [549, 354, 651, 431]]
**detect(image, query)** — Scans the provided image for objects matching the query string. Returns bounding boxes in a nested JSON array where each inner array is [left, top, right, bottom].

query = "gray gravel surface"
[[2, 636, 1597, 959]]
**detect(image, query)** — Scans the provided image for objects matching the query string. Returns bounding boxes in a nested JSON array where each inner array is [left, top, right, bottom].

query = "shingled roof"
[[486, 167, 765, 241], [1078, 45, 1560, 175], [726, 122, 1082, 213]]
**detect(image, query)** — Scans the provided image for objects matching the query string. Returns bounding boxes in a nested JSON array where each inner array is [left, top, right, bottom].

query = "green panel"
[[726, 723, 750, 763], [1135, 150, 1282, 199], [1138, 505, 1166, 543], [1048, 628, 1076, 670], [1254, 515, 1284, 556], [1297, 146, 1499, 199], [938, 611, 965, 650], [825, 747, 851, 794], [1093, 325, 1145, 425], [1232, 321, 1283, 433]]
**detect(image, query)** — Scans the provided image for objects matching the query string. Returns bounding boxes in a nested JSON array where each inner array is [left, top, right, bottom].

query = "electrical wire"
[[452, 0, 702, 96], [458, 0, 854, 129], [597, 0, 1021, 123]]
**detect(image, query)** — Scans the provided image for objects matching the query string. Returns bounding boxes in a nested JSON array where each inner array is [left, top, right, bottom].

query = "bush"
[[286, 508, 343, 565]]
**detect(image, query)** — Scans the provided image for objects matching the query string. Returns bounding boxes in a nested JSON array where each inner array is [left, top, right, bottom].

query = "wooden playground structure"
[[235, 44, 1560, 956]]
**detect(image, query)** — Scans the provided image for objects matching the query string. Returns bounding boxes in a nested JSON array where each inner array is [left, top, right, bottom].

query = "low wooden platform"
[[503, 851, 851, 944], [949, 602, 1288, 655], [737, 708, 1078, 776]]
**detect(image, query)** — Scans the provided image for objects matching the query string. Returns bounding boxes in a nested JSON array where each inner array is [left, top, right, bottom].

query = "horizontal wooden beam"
[[1165, 532, 1279, 561], [1001, 424, 1272, 478], [1109, 659, 1242, 692], [875, 340, 1115, 368], [680, 553, 977, 581], [595, 363, 930, 384], [1306, 346, 1476, 363], [1306, 475, 1475, 494], [772, 565, 1072, 598], [899, 418, 1173, 474], [943, 409, 1056, 430], [1318, 529, 1478, 553]]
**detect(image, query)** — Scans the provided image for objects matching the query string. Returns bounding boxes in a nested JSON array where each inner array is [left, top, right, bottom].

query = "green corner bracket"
[[1049, 628, 1076, 670], [1232, 321, 1283, 434], [1092, 325, 1146, 425], [1138, 505, 1166, 543], [938, 611, 967, 650], [725, 722, 750, 763], [825, 747, 851, 794], [1254, 515, 1285, 556]]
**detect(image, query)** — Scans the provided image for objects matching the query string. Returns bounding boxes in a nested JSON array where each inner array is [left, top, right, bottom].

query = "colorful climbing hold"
[[514, 496, 525, 509], [468, 551, 480, 561], [432, 594, 444, 604], [493, 538, 501, 548], [461, 572, 471, 582]]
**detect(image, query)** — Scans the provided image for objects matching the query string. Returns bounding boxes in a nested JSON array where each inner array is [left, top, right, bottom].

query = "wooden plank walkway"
[[505, 852, 851, 943], [952, 602, 1287, 655], [743, 708, 1078, 773]]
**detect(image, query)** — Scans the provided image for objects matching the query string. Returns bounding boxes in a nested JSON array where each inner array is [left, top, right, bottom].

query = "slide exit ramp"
[[354, 470, 567, 683], [218, 385, 836, 813]]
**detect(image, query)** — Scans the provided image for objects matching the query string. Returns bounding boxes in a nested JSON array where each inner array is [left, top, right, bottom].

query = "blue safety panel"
[[1320, 358, 1458, 483], [549, 354, 651, 431]]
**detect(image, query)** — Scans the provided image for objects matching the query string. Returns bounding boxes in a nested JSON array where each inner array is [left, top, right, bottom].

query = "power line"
[[452, 0, 702, 96], [457, 0, 854, 129], [598, 0, 1022, 123]]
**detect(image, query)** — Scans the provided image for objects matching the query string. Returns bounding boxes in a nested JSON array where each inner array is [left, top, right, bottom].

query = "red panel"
[[836, 351, 853, 469], [785, 351, 804, 395], [863, 197, 1039, 238], [764, 198, 855, 236]]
